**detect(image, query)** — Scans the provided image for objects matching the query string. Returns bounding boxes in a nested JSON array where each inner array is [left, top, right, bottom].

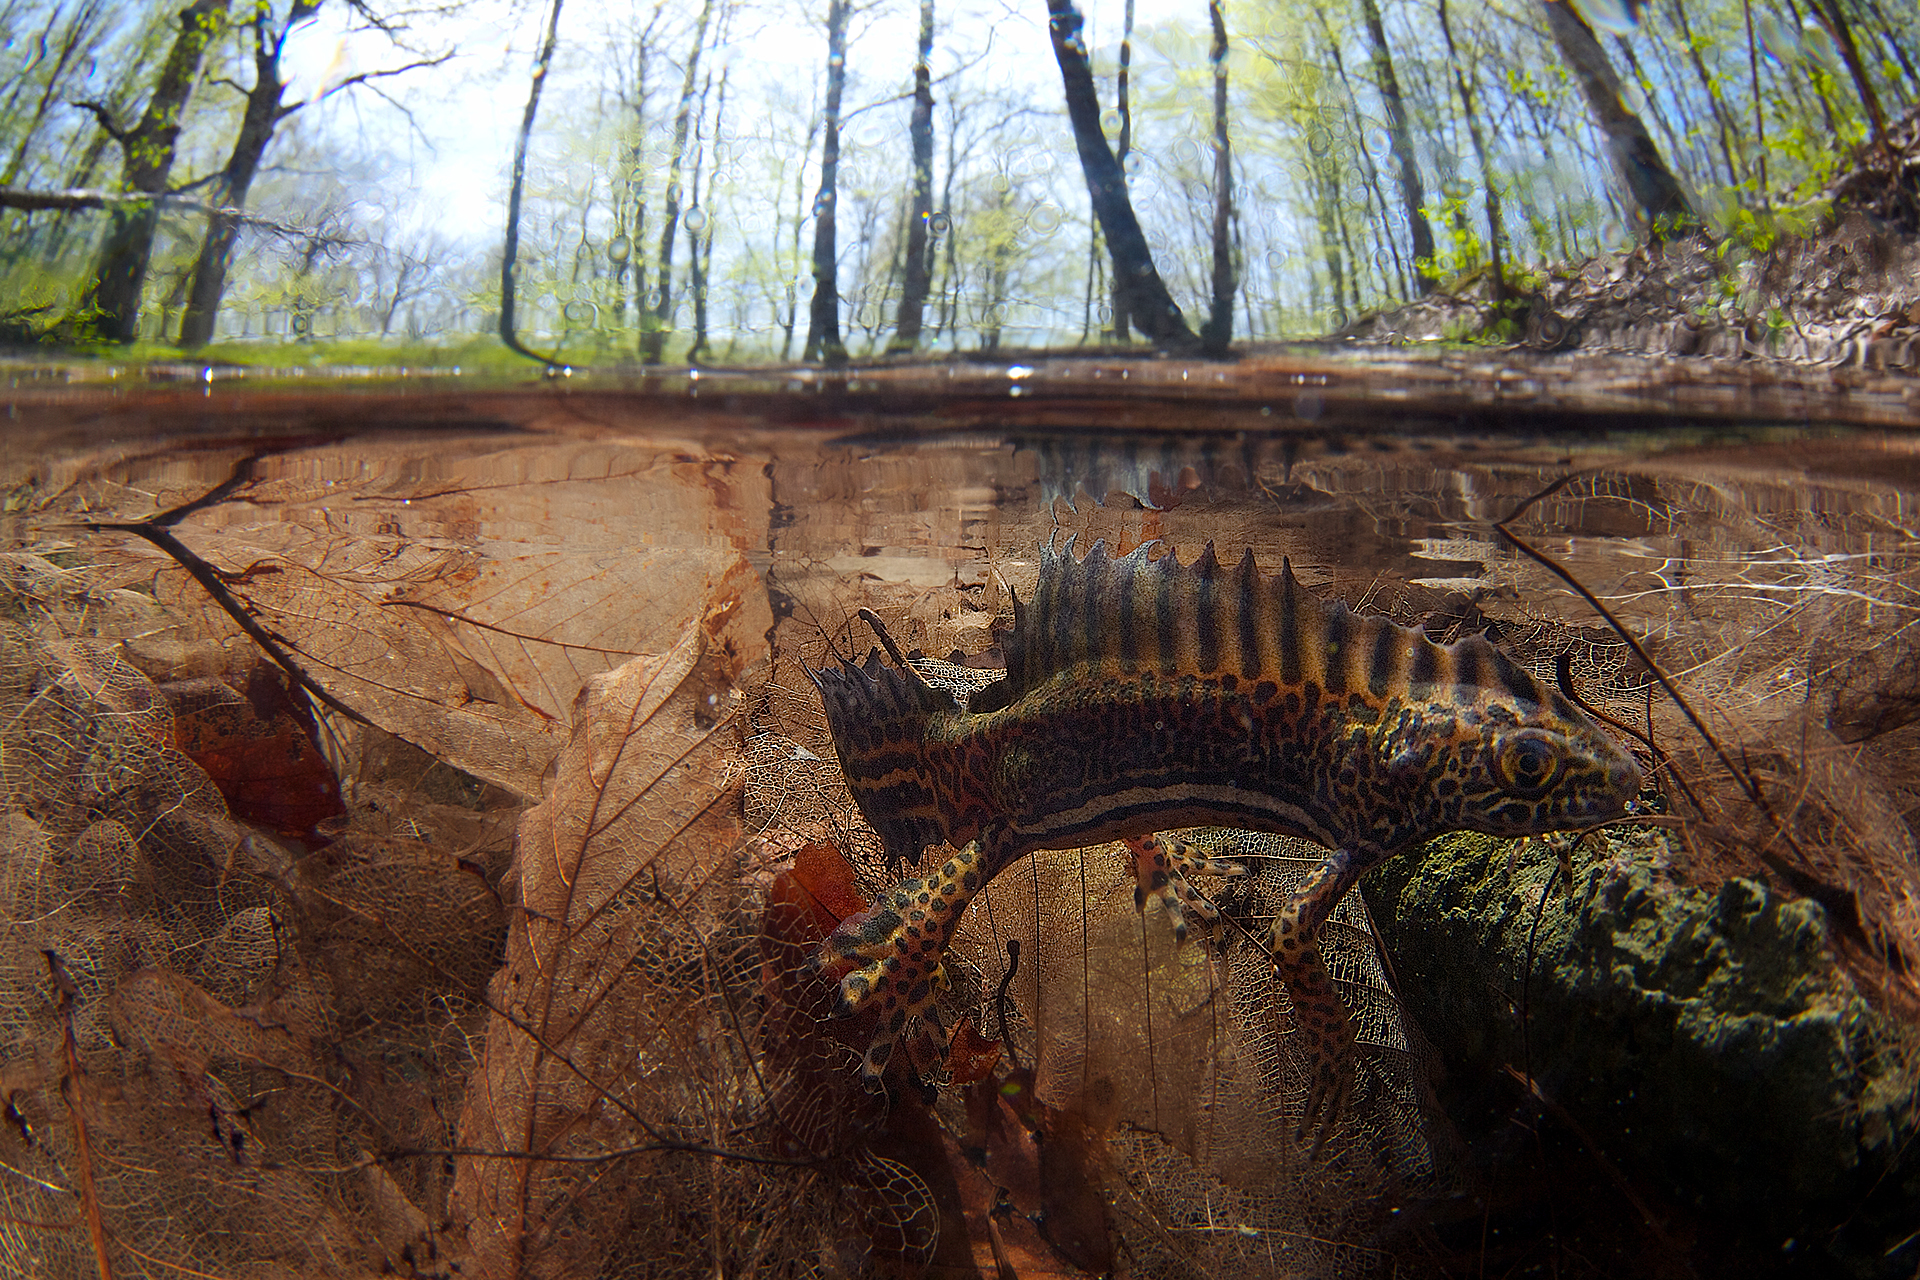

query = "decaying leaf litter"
[[0, 426, 1916, 1277], [1344, 106, 1920, 371]]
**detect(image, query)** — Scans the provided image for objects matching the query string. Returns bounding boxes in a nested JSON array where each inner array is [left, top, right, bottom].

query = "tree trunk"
[[1201, 0, 1234, 355], [640, 0, 715, 363], [1043, 0, 1196, 351], [500, 0, 566, 363], [1311, 155, 1347, 322], [1109, 0, 1135, 339], [687, 65, 726, 364], [1665, 0, 1745, 186], [1805, 0, 1888, 144], [27, 127, 111, 272], [1607, 32, 1692, 182], [780, 107, 818, 360], [887, 0, 937, 353], [803, 0, 850, 365], [1315, 21, 1401, 298], [179, 4, 318, 349], [934, 106, 959, 343], [1081, 220, 1102, 341], [620, 22, 657, 337], [1539, 0, 1698, 239], [0, 1, 111, 278], [1358, 0, 1435, 293], [379, 258, 417, 336], [73, 0, 231, 343], [1859, 0, 1920, 96], [1437, 0, 1507, 309], [1, 0, 106, 188]]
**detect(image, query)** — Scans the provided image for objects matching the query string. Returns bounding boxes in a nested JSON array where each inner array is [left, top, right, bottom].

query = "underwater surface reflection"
[[3, 360, 1917, 1278]]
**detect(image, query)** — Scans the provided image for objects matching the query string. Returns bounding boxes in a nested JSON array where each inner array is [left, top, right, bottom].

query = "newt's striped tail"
[[806, 650, 953, 870]]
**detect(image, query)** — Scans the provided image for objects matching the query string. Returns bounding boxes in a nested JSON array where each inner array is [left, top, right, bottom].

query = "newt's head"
[[1386, 636, 1641, 842], [1455, 708, 1641, 837]]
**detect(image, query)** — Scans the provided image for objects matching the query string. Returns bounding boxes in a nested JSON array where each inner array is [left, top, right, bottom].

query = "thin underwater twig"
[[1493, 475, 1878, 949], [1493, 475, 1757, 810], [1553, 652, 1703, 817]]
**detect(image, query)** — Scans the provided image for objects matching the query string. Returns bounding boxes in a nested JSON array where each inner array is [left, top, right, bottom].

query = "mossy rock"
[[1365, 827, 1919, 1274]]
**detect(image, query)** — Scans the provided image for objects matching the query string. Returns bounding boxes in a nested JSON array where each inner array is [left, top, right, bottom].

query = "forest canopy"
[[0, 0, 1913, 362]]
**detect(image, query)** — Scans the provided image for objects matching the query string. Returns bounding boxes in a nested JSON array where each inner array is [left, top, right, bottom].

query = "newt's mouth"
[[1609, 752, 1644, 803], [1571, 753, 1642, 823]]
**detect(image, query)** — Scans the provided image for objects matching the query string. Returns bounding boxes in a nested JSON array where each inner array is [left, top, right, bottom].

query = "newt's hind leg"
[[1125, 832, 1245, 944], [1260, 849, 1362, 1157], [818, 843, 988, 1082]]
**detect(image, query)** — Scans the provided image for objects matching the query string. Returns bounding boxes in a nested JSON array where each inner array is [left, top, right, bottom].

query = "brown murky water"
[[4, 353, 1917, 1278]]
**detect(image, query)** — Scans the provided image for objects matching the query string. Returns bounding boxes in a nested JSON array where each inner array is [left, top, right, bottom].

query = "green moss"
[[1366, 827, 1919, 1263]]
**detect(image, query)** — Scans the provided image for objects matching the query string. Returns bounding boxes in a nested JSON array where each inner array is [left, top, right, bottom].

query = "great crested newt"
[[807, 540, 1640, 1144]]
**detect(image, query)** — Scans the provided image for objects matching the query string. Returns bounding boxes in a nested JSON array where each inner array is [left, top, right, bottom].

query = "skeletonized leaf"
[[108, 438, 771, 797], [450, 612, 758, 1279]]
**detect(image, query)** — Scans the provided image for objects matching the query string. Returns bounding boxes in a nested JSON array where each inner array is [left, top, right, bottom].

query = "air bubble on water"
[[1801, 22, 1845, 76], [1757, 13, 1800, 62], [1572, 0, 1639, 35], [1618, 78, 1649, 118]]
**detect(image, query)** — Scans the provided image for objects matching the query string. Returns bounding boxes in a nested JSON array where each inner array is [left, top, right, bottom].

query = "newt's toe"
[[1126, 832, 1246, 945], [1297, 1050, 1355, 1160]]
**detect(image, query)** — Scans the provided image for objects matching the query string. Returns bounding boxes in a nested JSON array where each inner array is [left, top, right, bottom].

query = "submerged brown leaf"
[[94, 438, 773, 798], [450, 613, 759, 1279], [166, 666, 346, 839]]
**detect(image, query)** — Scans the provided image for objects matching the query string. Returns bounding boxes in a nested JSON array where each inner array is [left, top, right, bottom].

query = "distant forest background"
[[0, 0, 1913, 361]]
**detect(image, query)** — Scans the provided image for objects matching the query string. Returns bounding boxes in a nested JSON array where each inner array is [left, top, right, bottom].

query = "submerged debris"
[[1369, 826, 1920, 1276]]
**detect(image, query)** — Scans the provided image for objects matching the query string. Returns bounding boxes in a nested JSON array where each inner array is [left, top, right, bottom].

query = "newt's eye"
[[1497, 733, 1561, 796]]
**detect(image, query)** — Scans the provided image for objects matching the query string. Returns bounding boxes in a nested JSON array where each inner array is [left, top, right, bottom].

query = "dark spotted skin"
[[809, 541, 1641, 1140]]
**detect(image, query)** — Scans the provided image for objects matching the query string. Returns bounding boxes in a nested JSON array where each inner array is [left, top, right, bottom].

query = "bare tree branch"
[[354, 79, 437, 150], [500, 0, 566, 365], [296, 50, 456, 120], [68, 99, 127, 144], [0, 186, 356, 243]]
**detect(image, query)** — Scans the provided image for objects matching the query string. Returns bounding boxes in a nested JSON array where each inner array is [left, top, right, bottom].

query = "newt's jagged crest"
[[1004, 537, 1332, 699], [1008, 538, 1530, 709]]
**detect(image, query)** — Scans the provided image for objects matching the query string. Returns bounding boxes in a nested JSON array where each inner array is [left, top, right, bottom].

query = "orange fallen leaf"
[[167, 667, 344, 840]]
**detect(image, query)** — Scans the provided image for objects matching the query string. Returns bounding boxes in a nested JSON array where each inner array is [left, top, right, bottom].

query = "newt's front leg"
[[1260, 848, 1363, 1156], [818, 842, 990, 1081], [1125, 831, 1246, 944]]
